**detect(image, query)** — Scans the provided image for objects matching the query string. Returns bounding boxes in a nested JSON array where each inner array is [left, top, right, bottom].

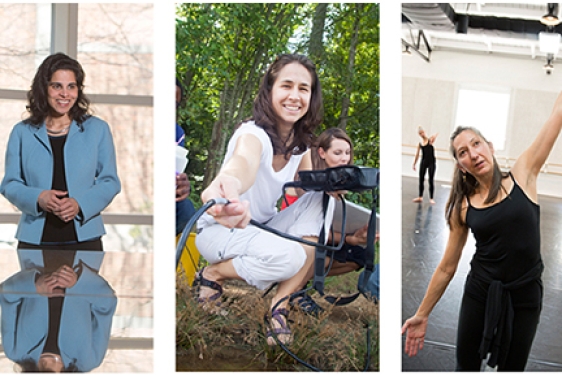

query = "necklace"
[[46, 126, 69, 135], [46, 119, 71, 135]]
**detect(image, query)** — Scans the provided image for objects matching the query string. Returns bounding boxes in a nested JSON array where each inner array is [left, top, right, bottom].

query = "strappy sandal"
[[290, 293, 324, 317], [193, 267, 223, 304], [266, 308, 293, 346]]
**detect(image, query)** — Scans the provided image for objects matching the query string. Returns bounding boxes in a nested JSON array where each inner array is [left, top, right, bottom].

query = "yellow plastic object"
[[176, 232, 200, 286]]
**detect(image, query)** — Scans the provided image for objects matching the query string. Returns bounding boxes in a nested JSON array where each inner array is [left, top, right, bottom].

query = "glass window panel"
[[455, 88, 510, 151], [77, 3, 153, 96], [89, 104, 153, 215], [0, 4, 51, 91]]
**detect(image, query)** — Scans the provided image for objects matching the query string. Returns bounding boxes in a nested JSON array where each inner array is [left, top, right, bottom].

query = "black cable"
[[177, 195, 348, 270], [265, 286, 373, 372], [249, 193, 348, 252], [175, 198, 228, 268], [175, 195, 373, 371]]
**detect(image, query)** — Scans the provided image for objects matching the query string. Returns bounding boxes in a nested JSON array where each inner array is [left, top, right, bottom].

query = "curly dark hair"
[[252, 54, 323, 158], [24, 53, 91, 126]]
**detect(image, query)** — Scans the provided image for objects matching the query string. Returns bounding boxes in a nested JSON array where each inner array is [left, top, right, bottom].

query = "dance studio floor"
[[402, 176, 562, 371]]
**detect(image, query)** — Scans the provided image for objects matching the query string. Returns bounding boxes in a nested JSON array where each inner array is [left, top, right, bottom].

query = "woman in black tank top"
[[412, 127, 438, 204], [402, 91, 562, 371]]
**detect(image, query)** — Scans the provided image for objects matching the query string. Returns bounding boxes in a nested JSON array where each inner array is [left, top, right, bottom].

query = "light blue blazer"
[[0, 116, 121, 244], [0, 251, 117, 371]]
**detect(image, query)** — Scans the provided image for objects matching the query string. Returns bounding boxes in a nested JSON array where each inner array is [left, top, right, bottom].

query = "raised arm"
[[200, 134, 262, 228], [429, 133, 439, 144], [512, 91, 562, 193], [401, 217, 469, 357]]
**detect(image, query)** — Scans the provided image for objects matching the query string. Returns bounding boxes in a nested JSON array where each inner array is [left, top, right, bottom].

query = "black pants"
[[455, 292, 541, 371], [418, 161, 435, 199]]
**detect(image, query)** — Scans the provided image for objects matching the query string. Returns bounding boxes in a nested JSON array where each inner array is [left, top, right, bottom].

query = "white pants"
[[195, 192, 334, 290]]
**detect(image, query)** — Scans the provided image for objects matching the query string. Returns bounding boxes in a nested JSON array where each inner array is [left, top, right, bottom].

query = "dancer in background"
[[412, 127, 438, 204]]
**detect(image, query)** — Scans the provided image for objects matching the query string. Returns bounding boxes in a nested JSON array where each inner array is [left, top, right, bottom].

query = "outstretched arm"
[[512, 91, 562, 197], [402, 217, 469, 357], [201, 134, 261, 229]]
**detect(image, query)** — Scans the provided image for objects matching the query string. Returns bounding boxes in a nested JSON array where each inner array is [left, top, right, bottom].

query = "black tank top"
[[465, 173, 542, 307], [420, 142, 435, 164], [464, 173, 543, 367]]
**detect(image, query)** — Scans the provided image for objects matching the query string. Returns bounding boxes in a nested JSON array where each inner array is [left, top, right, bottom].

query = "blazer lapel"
[[32, 122, 52, 154]]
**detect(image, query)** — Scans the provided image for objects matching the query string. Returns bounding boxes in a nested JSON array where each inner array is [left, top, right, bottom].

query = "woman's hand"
[[55, 197, 80, 222], [52, 265, 78, 289], [401, 315, 429, 357], [346, 224, 369, 246], [201, 174, 251, 229], [176, 173, 190, 202], [328, 190, 348, 200], [35, 273, 64, 297], [37, 190, 67, 213]]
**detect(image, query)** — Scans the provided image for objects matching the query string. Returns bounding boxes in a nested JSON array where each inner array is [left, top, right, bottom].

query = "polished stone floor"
[[402, 176, 562, 371], [0, 245, 153, 372]]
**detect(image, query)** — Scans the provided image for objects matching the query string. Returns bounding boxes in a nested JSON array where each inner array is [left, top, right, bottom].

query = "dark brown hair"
[[312, 127, 354, 170], [252, 54, 323, 158], [24, 53, 90, 126], [445, 126, 508, 227]]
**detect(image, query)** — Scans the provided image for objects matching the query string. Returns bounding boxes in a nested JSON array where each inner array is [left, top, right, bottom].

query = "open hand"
[[401, 315, 429, 357]]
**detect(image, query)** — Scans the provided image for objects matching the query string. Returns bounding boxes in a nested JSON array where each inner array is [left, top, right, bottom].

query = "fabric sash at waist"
[[471, 261, 543, 368]]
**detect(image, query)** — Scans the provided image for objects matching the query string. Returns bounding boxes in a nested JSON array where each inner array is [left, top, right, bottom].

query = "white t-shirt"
[[199, 121, 307, 226]]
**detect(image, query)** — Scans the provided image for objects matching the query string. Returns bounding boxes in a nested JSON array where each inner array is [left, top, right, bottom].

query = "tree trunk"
[[202, 89, 228, 187], [309, 3, 328, 65], [338, 4, 363, 130]]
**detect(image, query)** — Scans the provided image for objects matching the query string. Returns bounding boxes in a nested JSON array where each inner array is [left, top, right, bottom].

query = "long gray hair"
[[445, 126, 508, 227]]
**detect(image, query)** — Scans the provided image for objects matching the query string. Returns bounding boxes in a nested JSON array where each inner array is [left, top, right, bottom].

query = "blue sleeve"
[[0, 125, 44, 216], [176, 123, 185, 146]]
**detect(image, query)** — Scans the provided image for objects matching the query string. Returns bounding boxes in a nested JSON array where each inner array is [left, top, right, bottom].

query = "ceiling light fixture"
[[541, 3, 561, 26]]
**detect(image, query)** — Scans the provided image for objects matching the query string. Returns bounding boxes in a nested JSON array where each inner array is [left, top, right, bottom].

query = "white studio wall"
[[402, 49, 562, 198]]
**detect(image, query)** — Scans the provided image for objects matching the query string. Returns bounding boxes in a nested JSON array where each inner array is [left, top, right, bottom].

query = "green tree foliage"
[[176, 3, 379, 208]]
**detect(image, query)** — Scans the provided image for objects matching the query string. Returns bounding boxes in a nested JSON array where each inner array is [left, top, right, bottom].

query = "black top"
[[420, 142, 435, 164], [41, 135, 77, 244], [466, 173, 542, 290], [464, 173, 543, 368], [42, 250, 77, 357]]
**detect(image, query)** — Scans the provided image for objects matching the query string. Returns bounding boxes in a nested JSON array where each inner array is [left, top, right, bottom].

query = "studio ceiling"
[[401, 3, 562, 63]]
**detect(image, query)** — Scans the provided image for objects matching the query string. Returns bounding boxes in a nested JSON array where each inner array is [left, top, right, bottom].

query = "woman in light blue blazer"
[[0, 53, 120, 247], [0, 53, 120, 370]]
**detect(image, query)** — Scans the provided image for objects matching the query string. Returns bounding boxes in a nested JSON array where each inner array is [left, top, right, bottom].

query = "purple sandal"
[[194, 267, 223, 304], [266, 308, 293, 345]]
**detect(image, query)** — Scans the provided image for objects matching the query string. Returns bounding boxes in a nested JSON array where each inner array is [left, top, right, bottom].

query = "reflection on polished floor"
[[402, 176, 562, 371], [0, 234, 153, 372]]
